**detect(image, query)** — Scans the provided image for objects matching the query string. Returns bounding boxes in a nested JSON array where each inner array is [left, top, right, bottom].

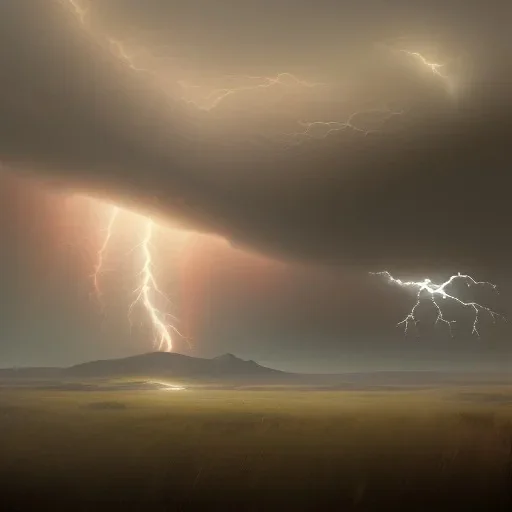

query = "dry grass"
[[0, 388, 511, 509]]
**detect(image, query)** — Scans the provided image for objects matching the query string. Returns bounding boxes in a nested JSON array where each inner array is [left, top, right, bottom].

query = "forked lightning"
[[92, 206, 185, 352], [372, 271, 503, 337]]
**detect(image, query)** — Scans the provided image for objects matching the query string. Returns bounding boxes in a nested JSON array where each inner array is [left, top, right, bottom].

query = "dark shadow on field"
[[1, 389, 512, 510], [1, 461, 511, 511]]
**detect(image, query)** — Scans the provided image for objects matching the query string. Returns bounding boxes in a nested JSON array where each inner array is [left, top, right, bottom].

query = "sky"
[[0, 0, 511, 371]]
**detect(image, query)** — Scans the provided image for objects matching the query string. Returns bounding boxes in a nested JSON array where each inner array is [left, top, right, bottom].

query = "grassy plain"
[[1, 387, 512, 510]]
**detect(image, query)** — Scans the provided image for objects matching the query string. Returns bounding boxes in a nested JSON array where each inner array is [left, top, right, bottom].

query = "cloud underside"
[[1, 0, 512, 272]]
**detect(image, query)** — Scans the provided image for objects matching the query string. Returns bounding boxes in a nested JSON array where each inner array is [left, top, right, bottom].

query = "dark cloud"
[[1, 0, 512, 275]]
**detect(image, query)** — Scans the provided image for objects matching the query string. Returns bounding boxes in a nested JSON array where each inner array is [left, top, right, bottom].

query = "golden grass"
[[1, 387, 511, 508]]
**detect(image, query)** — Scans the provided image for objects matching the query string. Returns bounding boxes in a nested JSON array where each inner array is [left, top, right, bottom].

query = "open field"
[[1, 387, 512, 510]]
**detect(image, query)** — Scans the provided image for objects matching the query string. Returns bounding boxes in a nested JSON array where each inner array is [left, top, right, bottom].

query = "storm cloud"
[[1, 0, 512, 273]]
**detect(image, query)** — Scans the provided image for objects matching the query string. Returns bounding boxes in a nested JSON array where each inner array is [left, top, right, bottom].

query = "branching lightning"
[[61, 0, 327, 114], [63, 0, 188, 351], [91, 206, 118, 301], [62, 0, 456, 128], [128, 219, 185, 352], [178, 73, 325, 111], [64, 0, 327, 354], [90, 205, 187, 352], [400, 50, 447, 78], [372, 271, 504, 337], [107, 39, 148, 72], [66, 0, 88, 25], [64, 0, 459, 156], [284, 107, 403, 147]]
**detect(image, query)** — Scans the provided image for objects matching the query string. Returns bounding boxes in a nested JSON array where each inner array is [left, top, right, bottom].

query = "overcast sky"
[[0, 1, 511, 370]]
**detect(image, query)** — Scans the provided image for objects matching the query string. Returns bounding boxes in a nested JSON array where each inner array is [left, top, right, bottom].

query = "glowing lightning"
[[372, 271, 503, 337], [107, 39, 148, 72], [92, 206, 119, 300], [128, 219, 185, 352], [285, 108, 402, 147], [401, 50, 447, 78], [62, 1, 326, 114], [178, 73, 325, 111], [64, 1, 143, 69], [64, 0, 188, 352], [66, 0, 88, 25], [89, 204, 186, 353]]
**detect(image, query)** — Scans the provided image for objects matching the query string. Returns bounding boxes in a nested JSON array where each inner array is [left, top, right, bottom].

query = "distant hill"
[[0, 352, 287, 382], [2, 353, 512, 389], [66, 352, 285, 379]]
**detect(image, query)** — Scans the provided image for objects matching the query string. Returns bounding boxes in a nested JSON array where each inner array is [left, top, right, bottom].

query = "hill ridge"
[[65, 351, 284, 379]]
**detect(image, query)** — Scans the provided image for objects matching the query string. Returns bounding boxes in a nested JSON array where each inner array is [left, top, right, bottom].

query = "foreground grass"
[[1, 388, 512, 510]]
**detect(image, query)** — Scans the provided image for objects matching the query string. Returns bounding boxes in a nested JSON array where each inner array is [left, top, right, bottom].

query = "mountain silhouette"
[[0, 352, 285, 381], [2, 354, 512, 389]]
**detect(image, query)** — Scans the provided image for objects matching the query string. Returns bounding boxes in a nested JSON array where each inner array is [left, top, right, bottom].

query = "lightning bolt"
[[65, 0, 451, 159], [105, 41, 323, 110], [107, 39, 148, 72], [401, 50, 447, 78], [372, 271, 504, 337], [62, 0, 456, 130], [89, 204, 187, 352], [178, 73, 325, 111], [284, 107, 403, 147], [128, 219, 185, 352], [61, 0, 326, 114], [63, 0, 190, 352], [91, 206, 119, 301], [65, 0, 88, 25]]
